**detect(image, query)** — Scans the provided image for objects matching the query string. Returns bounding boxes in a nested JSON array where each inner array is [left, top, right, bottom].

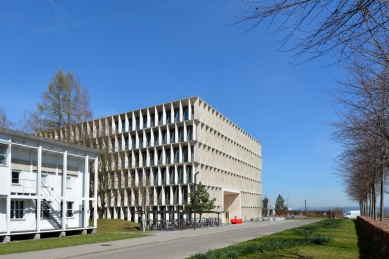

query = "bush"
[[205, 250, 223, 259], [224, 247, 240, 259]]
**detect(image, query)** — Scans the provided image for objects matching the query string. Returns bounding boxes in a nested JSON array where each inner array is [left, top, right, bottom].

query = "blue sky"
[[0, 0, 353, 208]]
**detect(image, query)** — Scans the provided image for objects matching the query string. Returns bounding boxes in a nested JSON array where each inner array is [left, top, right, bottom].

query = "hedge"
[[358, 216, 389, 256]]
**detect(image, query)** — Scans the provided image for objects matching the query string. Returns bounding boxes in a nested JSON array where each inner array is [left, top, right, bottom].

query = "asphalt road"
[[71, 220, 316, 259], [1, 219, 317, 259]]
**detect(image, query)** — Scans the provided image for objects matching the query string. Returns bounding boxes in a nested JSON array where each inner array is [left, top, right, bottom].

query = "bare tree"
[[0, 108, 12, 128], [25, 68, 92, 136], [332, 54, 389, 221], [235, 1, 389, 64], [132, 172, 152, 231]]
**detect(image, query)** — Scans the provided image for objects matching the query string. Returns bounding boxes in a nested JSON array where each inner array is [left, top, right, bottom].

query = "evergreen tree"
[[275, 194, 286, 215], [184, 182, 216, 220]]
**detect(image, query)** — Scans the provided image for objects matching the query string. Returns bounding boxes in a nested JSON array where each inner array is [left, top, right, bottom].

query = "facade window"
[[128, 191, 132, 206], [174, 108, 180, 122], [128, 154, 132, 167], [174, 147, 179, 163], [165, 148, 171, 164], [122, 120, 125, 132], [153, 169, 158, 185], [66, 177, 72, 189], [41, 174, 48, 187], [187, 126, 193, 141], [182, 187, 188, 203], [183, 107, 189, 120], [146, 133, 151, 147], [165, 187, 170, 205], [166, 110, 171, 124], [118, 138, 122, 151], [0, 144, 7, 165], [138, 171, 143, 185], [115, 121, 119, 133], [157, 150, 162, 165], [11, 200, 24, 219], [179, 127, 184, 142], [162, 130, 167, 145], [142, 152, 146, 166], [136, 117, 140, 130], [178, 166, 184, 183], [135, 154, 139, 167], [149, 151, 154, 166], [158, 112, 163, 125], [191, 146, 194, 161], [67, 202, 74, 217], [161, 169, 166, 185], [150, 114, 155, 127], [169, 168, 174, 184], [129, 118, 133, 131], [154, 131, 159, 146], [143, 115, 147, 128], [145, 170, 150, 186], [186, 166, 192, 183], [157, 188, 162, 204], [183, 146, 188, 162], [173, 186, 178, 204], [132, 136, 136, 149], [121, 156, 125, 169], [125, 137, 129, 150], [111, 139, 115, 151], [131, 171, 135, 186], [191, 106, 194, 119], [170, 129, 175, 144], [12, 171, 20, 184], [139, 134, 143, 148], [61, 201, 74, 217]]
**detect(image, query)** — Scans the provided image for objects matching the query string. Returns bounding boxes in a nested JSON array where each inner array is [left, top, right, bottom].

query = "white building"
[[44, 97, 262, 222], [0, 127, 101, 243]]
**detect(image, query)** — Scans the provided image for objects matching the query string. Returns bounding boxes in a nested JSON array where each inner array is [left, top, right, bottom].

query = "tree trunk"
[[372, 183, 376, 220], [380, 168, 384, 221]]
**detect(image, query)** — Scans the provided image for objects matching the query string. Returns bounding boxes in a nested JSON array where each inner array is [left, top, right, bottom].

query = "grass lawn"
[[190, 219, 386, 258], [0, 219, 147, 255]]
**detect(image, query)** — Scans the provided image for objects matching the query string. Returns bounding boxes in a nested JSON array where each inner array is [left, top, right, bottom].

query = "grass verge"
[[189, 219, 386, 259], [0, 219, 147, 255]]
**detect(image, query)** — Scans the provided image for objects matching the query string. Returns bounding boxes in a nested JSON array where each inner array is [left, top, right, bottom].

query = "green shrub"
[[224, 247, 240, 259], [205, 250, 223, 259]]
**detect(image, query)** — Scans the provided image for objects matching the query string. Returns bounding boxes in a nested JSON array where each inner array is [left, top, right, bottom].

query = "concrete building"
[[44, 97, 262, 222], [0, 127, 101, 242]]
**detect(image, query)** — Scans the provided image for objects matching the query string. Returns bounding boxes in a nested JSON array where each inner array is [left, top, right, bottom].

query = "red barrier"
[[230, 219, 242, 224]]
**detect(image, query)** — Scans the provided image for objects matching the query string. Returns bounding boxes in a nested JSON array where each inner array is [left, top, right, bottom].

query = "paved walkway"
[[1, 220, 317, 259]]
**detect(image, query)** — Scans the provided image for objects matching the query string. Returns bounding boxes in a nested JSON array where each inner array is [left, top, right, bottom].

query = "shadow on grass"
[[353, 219, 387, 259]]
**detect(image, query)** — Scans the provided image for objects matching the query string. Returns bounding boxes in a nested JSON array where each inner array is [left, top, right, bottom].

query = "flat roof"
[[0, 127, 104, 155]]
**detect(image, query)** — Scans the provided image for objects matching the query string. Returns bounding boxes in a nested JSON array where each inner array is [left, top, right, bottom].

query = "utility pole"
[[194, 172, 199, 230]]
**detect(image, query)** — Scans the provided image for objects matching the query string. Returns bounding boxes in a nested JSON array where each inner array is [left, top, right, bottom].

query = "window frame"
[[66, 176, 72, 189], [11, 200, 24, 219], [41, 174, 49, 187], [0, 144, 8, 166], [12, 170, 20, 184]]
